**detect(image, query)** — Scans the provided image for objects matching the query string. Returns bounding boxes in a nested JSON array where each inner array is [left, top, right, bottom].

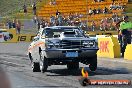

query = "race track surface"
[[0, 43, 132, 88]]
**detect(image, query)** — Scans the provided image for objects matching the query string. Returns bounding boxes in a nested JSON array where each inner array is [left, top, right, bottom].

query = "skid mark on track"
[[0, 53, 27, 57]]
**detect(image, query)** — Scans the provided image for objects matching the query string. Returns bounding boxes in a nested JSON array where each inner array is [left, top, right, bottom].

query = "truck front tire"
[[89, 55, 97, 71]]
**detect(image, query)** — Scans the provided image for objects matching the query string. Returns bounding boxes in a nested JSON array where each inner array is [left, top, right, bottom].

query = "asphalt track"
[[0, 43, 132, 88]]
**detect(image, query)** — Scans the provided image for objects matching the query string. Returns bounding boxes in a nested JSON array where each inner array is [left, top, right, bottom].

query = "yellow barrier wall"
[[1, 29, 118, 43], [17, 34, 36, 42], [0, 29, 36, 43], [124, 44, 132, 60], [97, 36, 121, 58], [0, 29, 18, 43]]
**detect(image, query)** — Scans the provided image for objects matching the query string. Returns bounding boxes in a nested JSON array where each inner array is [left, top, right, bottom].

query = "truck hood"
[[46, 37, 96, 44], [60, 37, 96, 41]]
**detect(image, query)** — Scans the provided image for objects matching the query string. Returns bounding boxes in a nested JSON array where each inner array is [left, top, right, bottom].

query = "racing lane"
[[0, 43, 132, 88]]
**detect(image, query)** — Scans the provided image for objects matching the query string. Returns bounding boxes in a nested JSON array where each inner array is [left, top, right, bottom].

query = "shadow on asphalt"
[[25, 86, 72, 88], [46, 67, 130, 76], [46, 68, 81, 76]]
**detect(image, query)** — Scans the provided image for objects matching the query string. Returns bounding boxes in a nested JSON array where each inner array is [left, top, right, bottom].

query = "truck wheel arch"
[[29, 53, 33, 62], [39, 47, 42, 54]]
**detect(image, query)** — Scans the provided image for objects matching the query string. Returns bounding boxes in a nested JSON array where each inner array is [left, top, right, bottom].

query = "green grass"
[[0, 0, 47, 24], [0, 0, 47, 19], [0, 0, 30, 16], [0, 0, 47, 34]]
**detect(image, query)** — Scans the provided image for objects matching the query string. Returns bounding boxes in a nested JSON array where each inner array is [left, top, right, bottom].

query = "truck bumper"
[[42, 48, 99, 59]]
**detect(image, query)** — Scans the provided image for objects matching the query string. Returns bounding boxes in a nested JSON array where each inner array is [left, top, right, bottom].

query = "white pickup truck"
[[28, 26, 99, 72]]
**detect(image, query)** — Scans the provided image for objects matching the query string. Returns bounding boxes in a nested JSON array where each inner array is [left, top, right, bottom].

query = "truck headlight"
[[46, 43, 53, 49], [83, 41, 95, 47], [46, 41, 60, 49]]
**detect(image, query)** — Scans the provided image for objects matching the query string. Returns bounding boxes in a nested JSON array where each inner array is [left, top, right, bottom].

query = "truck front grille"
[[61, 40, 83, 49]]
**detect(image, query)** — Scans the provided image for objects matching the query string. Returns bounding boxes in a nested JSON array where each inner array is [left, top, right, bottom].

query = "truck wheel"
[[67, 62, 79, 70], [32, 62, 41, 72], [30, 54, 40, 72], [89, 55, 97, 71], [40, 51, 48, 73], [79, 77, 90, 86]]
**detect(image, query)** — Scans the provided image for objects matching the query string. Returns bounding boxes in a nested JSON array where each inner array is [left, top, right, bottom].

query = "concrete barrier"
[[97, 36, 121, 58], [124, 44, 132, 60]]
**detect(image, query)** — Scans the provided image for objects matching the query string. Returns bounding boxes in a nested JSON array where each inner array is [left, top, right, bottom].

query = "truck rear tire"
[[40, 51, 48, 73], [41, 57, 48, 73], [89, 55, 97, 71], [67, 62, 79, 70]]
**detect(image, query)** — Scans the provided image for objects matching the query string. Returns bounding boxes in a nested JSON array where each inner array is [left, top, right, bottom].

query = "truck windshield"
[[43, 28, 84, 38]]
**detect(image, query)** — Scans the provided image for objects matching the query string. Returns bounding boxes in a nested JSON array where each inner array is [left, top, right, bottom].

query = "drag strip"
[[0, 43, 132, 88]]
